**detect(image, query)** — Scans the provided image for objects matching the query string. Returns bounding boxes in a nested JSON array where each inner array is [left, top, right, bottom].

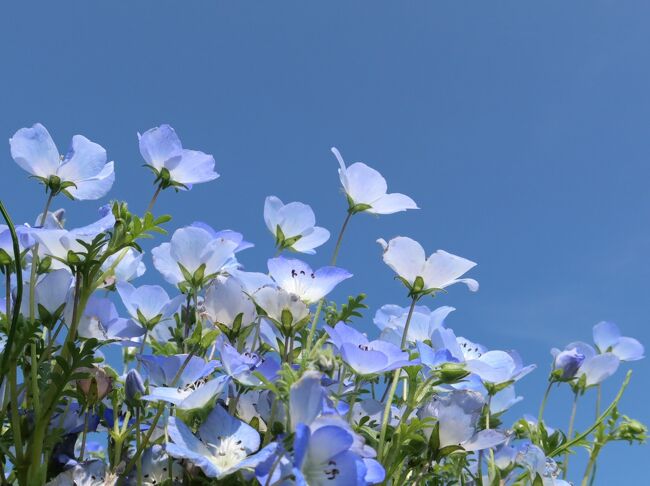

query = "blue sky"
[[1, 2, 648, 482]]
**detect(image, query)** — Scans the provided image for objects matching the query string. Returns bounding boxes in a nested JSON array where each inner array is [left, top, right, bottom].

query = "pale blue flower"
[[326, 322, 413, 375], [332, 147, 418, 215], [377, 236, 478, 294], [593, 321, 644, 361], [128, 446, 183, 485], [550, 347, 585, 380], [101, 248, 146, 284], [152, 226, 240, 285], [72, 296, 144, 345], [418, 390, 507, 451], [139, 124, 218, 189], [267, 256, 352, 304], [251, 287, 309, 330], [190, 222, 254, 253], [117, 281, 183, 325], [19, 269, 73, 319], [374, 304, 455, 345], [216, 337, 280, 386], [139, 354, 227, 410], [264, 195, 330, 254], [202, 277, 257, 330], [166, 404, 276, 478], [10, 123, 115, 200]]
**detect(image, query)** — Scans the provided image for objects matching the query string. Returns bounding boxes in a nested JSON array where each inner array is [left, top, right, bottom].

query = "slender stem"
[[562, 392, 579, 478], [136, 330, 148, 370], [304, 211, 353, 356], [122, 351, 198, 479], [135, 408, 142, 486], [79, 410, 90, 460], [538, 381, 553, 425], [581, 443, 602, 486], [595, 384, 602, 417], [146, 184, 163, 214], [377, 296, 418, 460], [346, 377, 362, 422], [4, 268, 10, 320]]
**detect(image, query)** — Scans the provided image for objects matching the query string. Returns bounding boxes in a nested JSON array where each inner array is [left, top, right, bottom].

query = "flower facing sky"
[[267, 256, 352, 304], [332, 147, 418, 215], [166, 404, 275, 479], [152, 226, 240, 286], [138, 124, 219, 190], [264, 195, 330, 254], [116, 282, 183, 326], [377, 236, 478, 294], [10, 123, 115, 200]]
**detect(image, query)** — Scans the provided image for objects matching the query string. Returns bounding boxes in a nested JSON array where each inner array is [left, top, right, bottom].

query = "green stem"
[[537, 381, 553, 425], [551, 371, 632, 458], [304, 211, 353, 356], [135, 407, 142, 486], [79, 409, 90, 460], [146, 183, 163, 214], [377, 296, 418, 460], [562, 392, 579, 478], [581, 443, 602, 486], [122, 351, 198, 479]]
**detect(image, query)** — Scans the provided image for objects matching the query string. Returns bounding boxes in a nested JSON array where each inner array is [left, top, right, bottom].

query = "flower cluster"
[[0, 124, 645, 486]]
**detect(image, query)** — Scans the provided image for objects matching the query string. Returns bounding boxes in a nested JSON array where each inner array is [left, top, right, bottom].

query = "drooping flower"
[[374, 304, 455, 345], [377, 236, 478, 295], [326, 322, 413, 376], [72, 296, 145, 345], [267, 256, 352, 304], [417, 390, 507, 451], [166, 404, 276, 478], [264, 196, 330, 254], [332, 147, 418, 215], [152, 226, 239, 286], [138, 124, 218, 190], [10, 123, 115, 200], [116, 281, 183, 326]]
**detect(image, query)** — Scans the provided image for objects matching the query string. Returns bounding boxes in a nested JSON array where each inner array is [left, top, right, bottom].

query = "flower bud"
[[76, 366, 113, 403], [125, 369, 146, 405], [438, 362, 470, 384], [552, 347, 585, 380]]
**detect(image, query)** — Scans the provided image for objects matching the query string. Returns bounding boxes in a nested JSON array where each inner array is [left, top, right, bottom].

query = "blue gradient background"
[[1, 2, 648, 483]]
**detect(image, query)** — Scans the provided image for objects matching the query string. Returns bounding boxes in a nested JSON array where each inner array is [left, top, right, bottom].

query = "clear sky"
[[1, 2, 648, 483]]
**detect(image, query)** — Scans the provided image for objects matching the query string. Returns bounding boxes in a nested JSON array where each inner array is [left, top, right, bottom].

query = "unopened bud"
[[125, 369, 146, 405], [76, 366, 113, 403]]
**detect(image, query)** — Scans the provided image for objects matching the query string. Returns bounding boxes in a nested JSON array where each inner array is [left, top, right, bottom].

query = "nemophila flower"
[[19, 269, 73, 321], [332, 147, 418, 215], [34, 208, 65, 229], [290, 371, 325, 430], [139, 124, 218, 190], [550, 347, 585, 380], [190, 222, 254, 253], [418, 390, 507, 451], [593, 321, 644, 361], [252, 286, 310, 330], [45, 460, 117, 486], [31, 207, 116, 270], [267, 256, 352, 304], [0, 224, 34, 262], [264, 195, 330, 254], [116, 281, 183, 327], [166, 404, 276, 479], [453, 374, 524, 414], [326, 322, 413, 375], [72, 296, 144, 345], [127, 446, 183, 486], [10, 123, 115, 200], [374, 303, 455, 345], [202, 277, 257, 330], [515, 443, 570, 486], [139, 354, 227, 410], [152, 226, 240, 286], [101, 248, 146, 285], [125, 369, 146, 404], [216, 337, 279, 386], [378, 236, 478, 296]]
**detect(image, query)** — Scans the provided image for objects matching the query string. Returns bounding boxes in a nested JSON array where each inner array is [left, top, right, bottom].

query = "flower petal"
[[9, 123, 59, 177]]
